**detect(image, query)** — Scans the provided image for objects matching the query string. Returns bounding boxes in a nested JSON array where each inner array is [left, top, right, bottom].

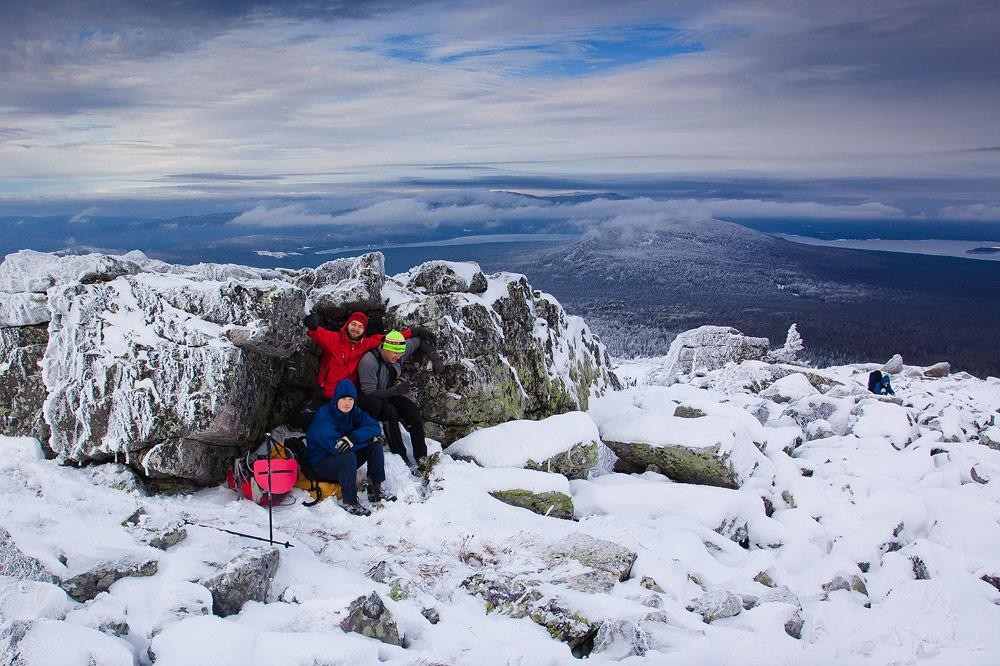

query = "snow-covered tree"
[[771, 323, 805, 364]]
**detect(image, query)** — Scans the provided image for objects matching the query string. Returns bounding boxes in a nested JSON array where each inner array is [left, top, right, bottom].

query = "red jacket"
[[308, 323, 410, 398]]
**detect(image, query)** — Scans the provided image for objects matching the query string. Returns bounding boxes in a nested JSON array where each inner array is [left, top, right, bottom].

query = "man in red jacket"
[[304, 311, 390, 398]]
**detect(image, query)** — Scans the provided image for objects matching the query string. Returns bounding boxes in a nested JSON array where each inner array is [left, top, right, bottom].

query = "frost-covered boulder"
[[0, 250, 142, 294], [404, 260, 488, 294], [199, 548, 279, 617], [0, 579, 75, 624], [41, 273, 305, 477], [600, 411, 770, 489], [385, 277, 617, 442], [0, 326, 49, 445], [288, 252, 385, 319], [447, 412, 600, 479], [340, 592, 404, 646], [650, 326, 769, 385], [0, 293, 49, 327], [0, 250, 615, 484]]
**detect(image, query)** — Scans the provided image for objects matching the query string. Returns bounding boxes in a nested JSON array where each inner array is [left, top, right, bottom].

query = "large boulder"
[[41, 273, 305, 477], [199, 548, 279, 617], [288, 252, 385, 319], [649, 326, 770, 385], [545, 533, 637, 582], [447, 411, 601, 479], [600, 411, 769, 489], [404, 260, 488, 294], [339, 592, 404, 647], [384, 276, 618, 442]]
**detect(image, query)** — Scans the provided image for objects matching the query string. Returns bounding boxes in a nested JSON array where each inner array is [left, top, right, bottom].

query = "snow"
[[448, 411, 599, 467], [3, 354, 1000, 664]]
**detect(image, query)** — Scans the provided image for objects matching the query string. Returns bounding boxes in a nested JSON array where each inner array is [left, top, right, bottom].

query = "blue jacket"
[[305, 379, 382, 467]]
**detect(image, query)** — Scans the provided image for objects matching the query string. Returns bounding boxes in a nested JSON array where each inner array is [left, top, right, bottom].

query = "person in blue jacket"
[[306, 379, 396, 516]]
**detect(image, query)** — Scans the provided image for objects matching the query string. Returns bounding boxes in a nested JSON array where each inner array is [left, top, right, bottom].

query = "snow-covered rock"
[[404, 260, 488, 294], [0, 250, 615, 485], [923, 361, 951, 378], [199, 548, 279, 617], [600, 411, 771, 488], [385, 278, 617, 442], [649, 326, 770, 385], [340, 591, 404, 646], [447, 411, 600, 479], [881, 353, 904, 374]]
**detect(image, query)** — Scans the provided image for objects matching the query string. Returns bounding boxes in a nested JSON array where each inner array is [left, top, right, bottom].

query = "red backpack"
[[227, 437, 299, 506]]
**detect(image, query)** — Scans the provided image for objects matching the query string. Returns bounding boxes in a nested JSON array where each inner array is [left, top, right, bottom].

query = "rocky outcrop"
[[340, 592, 404, 646], [384, 282, 617, 442], [199, 548, 279, 617], [649, 326, 770, 385], [0, 250, 615, 486]]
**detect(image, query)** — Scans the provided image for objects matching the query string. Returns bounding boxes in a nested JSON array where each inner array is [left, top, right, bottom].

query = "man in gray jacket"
[[357, 329, 444, 468]]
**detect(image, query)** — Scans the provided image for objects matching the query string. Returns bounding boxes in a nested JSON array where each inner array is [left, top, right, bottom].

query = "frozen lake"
[[775, 234, 1000, 261]]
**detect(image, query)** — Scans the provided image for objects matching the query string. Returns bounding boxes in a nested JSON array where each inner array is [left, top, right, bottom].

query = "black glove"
[[389, 379, 412, 396], [335, 436, 354, 453], [303, 313, 321, 331], [427, 351, 445, 374], [409, 326, 436, 344]]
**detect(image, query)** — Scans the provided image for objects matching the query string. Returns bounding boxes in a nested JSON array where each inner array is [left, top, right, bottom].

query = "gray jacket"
[[357, 337, 422, 399]]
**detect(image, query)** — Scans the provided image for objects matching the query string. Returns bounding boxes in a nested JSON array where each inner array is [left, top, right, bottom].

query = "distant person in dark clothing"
[[357, 329, 445, 469], [867, 370, 895, 395], [306, 379, 396, 516]]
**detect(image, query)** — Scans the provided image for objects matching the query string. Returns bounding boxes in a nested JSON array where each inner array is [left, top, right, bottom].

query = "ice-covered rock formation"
[[0, 251, 616, 485]]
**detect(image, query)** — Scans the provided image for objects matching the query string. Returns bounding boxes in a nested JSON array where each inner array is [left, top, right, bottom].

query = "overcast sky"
[[1, 0, 998, 219]]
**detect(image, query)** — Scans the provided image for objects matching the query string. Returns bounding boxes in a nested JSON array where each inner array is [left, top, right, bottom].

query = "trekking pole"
[[183, 520, 293, 548], [266, 433, 275, 546]]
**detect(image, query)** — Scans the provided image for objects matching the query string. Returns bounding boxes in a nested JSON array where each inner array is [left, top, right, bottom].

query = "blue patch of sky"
[[377, 25, 704, 77]]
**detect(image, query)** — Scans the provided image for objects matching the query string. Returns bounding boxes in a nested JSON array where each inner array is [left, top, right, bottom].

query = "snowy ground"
[[2, 360, 999, 665]]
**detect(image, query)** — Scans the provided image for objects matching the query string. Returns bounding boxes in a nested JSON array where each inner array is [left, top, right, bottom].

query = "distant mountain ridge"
[[507, 218, 1000, 377]]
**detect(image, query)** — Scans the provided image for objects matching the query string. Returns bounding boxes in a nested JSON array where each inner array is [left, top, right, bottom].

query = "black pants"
[[357, 394, 426, 466], [312, 443, 385, 505]]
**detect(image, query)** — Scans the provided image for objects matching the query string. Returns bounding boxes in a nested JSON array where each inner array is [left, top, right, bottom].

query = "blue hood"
[[333, 378, 358, 402]]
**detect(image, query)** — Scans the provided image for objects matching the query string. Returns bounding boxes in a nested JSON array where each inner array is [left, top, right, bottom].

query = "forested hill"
[[507, 220, 1000, 377]]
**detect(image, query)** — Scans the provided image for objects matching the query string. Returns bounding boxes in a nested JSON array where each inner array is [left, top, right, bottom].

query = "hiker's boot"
[[344, 501, 371, 517], [367, 484, 397, 503]]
